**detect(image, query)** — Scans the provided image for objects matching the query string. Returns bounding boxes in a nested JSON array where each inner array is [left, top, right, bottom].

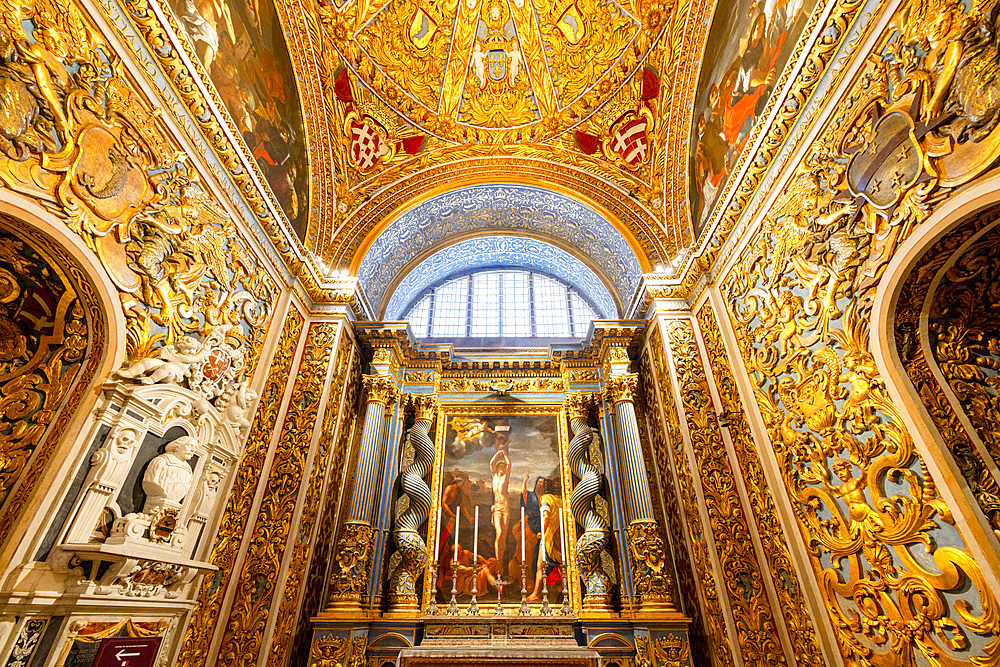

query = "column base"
[[581, 595, 613, 616], [387, 596, 422, 617]]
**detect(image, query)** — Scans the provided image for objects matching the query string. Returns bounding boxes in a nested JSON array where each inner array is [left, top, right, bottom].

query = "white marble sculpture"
[[142, 435, 197, 513]]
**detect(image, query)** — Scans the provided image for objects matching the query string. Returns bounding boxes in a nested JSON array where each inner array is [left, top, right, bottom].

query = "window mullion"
[[528, 272, 536, 338], [566, 285, 575, 337]]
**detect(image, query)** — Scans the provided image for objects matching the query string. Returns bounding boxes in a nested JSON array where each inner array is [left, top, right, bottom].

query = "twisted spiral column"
[[565, 393, 612, 611], [389, 394, 438, 612], [325, 374, 398, 611], [603, 373, 676, 613]]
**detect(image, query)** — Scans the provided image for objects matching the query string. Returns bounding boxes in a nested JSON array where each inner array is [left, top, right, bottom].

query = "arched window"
[[404, 269, 600, 339]]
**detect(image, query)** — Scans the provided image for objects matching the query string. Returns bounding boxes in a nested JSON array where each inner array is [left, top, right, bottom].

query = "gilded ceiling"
[[109, 0, 860, 309]]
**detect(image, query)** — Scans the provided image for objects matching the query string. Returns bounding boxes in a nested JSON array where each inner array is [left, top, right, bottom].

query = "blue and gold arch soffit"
[[383, 237, 618, 321], [356, 184, 643, 318]]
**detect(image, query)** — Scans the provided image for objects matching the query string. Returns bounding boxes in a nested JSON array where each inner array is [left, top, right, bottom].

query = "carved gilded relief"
[[647, 326, 734, 667], [696, 303, 823, 667], [0, 218, 104, 548], [267, 326, 354, 667], [176, 308, 303, 667], [664, 319, 784, 667], [217, 323, 337, 666], [0, 0, 276, 371], [895, 208, 1000, 537], [288, 336, 361, 667], [721, 0, 1000, 660]]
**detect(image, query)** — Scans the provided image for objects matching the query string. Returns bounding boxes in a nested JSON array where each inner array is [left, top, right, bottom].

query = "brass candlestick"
[[468, 577, 480, 615], [518, 560, 530, 615], [426, 561, 440, 616], [447, 560, 460, 615], [539, 563, 553, 616], [559, 564, 572, 616], [493, 575, 508, 616]]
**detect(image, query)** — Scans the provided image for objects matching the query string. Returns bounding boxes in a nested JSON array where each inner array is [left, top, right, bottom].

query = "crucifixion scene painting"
[[435, 415, 566, 605]]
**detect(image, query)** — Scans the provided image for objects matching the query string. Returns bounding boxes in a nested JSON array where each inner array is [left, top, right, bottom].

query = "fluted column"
[[388, 394, 438, 613], [325, 374, 399, 611], [603, 373, 676, 613], [565, 393, 612, 612]]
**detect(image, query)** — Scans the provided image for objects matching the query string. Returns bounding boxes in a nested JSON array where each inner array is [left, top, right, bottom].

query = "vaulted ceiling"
[[148, 0, 827, 312]]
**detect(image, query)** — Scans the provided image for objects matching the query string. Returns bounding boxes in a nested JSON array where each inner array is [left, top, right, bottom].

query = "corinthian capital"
[[564, 392, 597, 421], [408, 393, 439, 422], [363, 374, 399, 406], [602, 373, 638, 405]]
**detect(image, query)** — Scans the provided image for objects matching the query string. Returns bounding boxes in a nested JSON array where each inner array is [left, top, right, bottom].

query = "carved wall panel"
[[663, 319, 785, 666], [216, 322, 337, 666], [176, 308, 303, 666], [720, 0, 1000, 659], [647, 325, 734, 667], [641, 332, 714, 666], [0, 217, 105, 548], [696, 303, 824, 666], [287, 335, 362, 667], [268, 327, 357, 667], [0, 0, 278, 372], [895, 207, 1000, 537]]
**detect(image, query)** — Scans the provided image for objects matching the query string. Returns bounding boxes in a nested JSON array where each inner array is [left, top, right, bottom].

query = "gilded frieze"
[[648, 327, 734, 667], [696, 303, 823, 667], [0, 219, 105, 549], [664, 319, 785, 667], [720, 1, 1000, 659], [216, 323, 337, 666], [895, 208, 1000, 537], [176, 308, 303, 667]]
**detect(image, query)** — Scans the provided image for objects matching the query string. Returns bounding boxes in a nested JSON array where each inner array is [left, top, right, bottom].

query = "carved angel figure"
[[115, 335, 210, 385], [220, 381, 258, 437], [142, 435, 197, 512]]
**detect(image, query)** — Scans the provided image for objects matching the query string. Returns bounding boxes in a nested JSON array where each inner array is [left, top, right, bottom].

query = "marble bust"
[[142, 435, 197, 513]]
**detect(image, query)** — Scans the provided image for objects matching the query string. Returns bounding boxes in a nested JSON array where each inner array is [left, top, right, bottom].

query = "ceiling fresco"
[[356, 184, 642, 315], [165, 0, 311, 240], [688, 0, 817, 236], [382, 236, 618, 320]]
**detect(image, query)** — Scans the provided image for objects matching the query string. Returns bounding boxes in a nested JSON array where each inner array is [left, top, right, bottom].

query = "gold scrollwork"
[[626, 520, 675, 611], [176, 309, 303, 666], [326, 522, 376, 608], [720, 0, 1000, 658]]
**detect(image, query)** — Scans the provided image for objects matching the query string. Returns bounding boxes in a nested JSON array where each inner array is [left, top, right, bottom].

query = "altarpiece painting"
[[429, 413, 571, 607]]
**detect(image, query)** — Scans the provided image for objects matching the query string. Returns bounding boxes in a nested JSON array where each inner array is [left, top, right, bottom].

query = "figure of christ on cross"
[[490, 439, 512, 581]]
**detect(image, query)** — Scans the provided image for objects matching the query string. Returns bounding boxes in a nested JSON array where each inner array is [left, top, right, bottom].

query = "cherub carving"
[[115, 335, 209, 385], [220, 381, 258, 438]]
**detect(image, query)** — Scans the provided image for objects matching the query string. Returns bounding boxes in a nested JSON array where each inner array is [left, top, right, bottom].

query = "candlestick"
[[473, 506, 479, 562], [447, 557, 460, 615], [518, 559, 530, 615], [434, 506, 442, 560], [454, 507, 460, 556], [521, 507, 525, 562], [540, 505, 552, 615], [558, 508, 571, 615], [468, 569, 480, 615], [426, 560, 440, 615]]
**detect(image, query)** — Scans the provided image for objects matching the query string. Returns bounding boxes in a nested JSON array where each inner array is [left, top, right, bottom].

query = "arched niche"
[[892, 204, 1000, 541], [0, 207, 112, 557]]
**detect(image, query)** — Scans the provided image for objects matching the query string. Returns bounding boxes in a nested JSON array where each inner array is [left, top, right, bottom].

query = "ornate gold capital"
[[408, 393, 438, 422], [363, 374, 399, 406], [602, 373, 638, 405], [601, 343, 632, 377], [564, 392, 596, 421], [626, 520, 675, 611]]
